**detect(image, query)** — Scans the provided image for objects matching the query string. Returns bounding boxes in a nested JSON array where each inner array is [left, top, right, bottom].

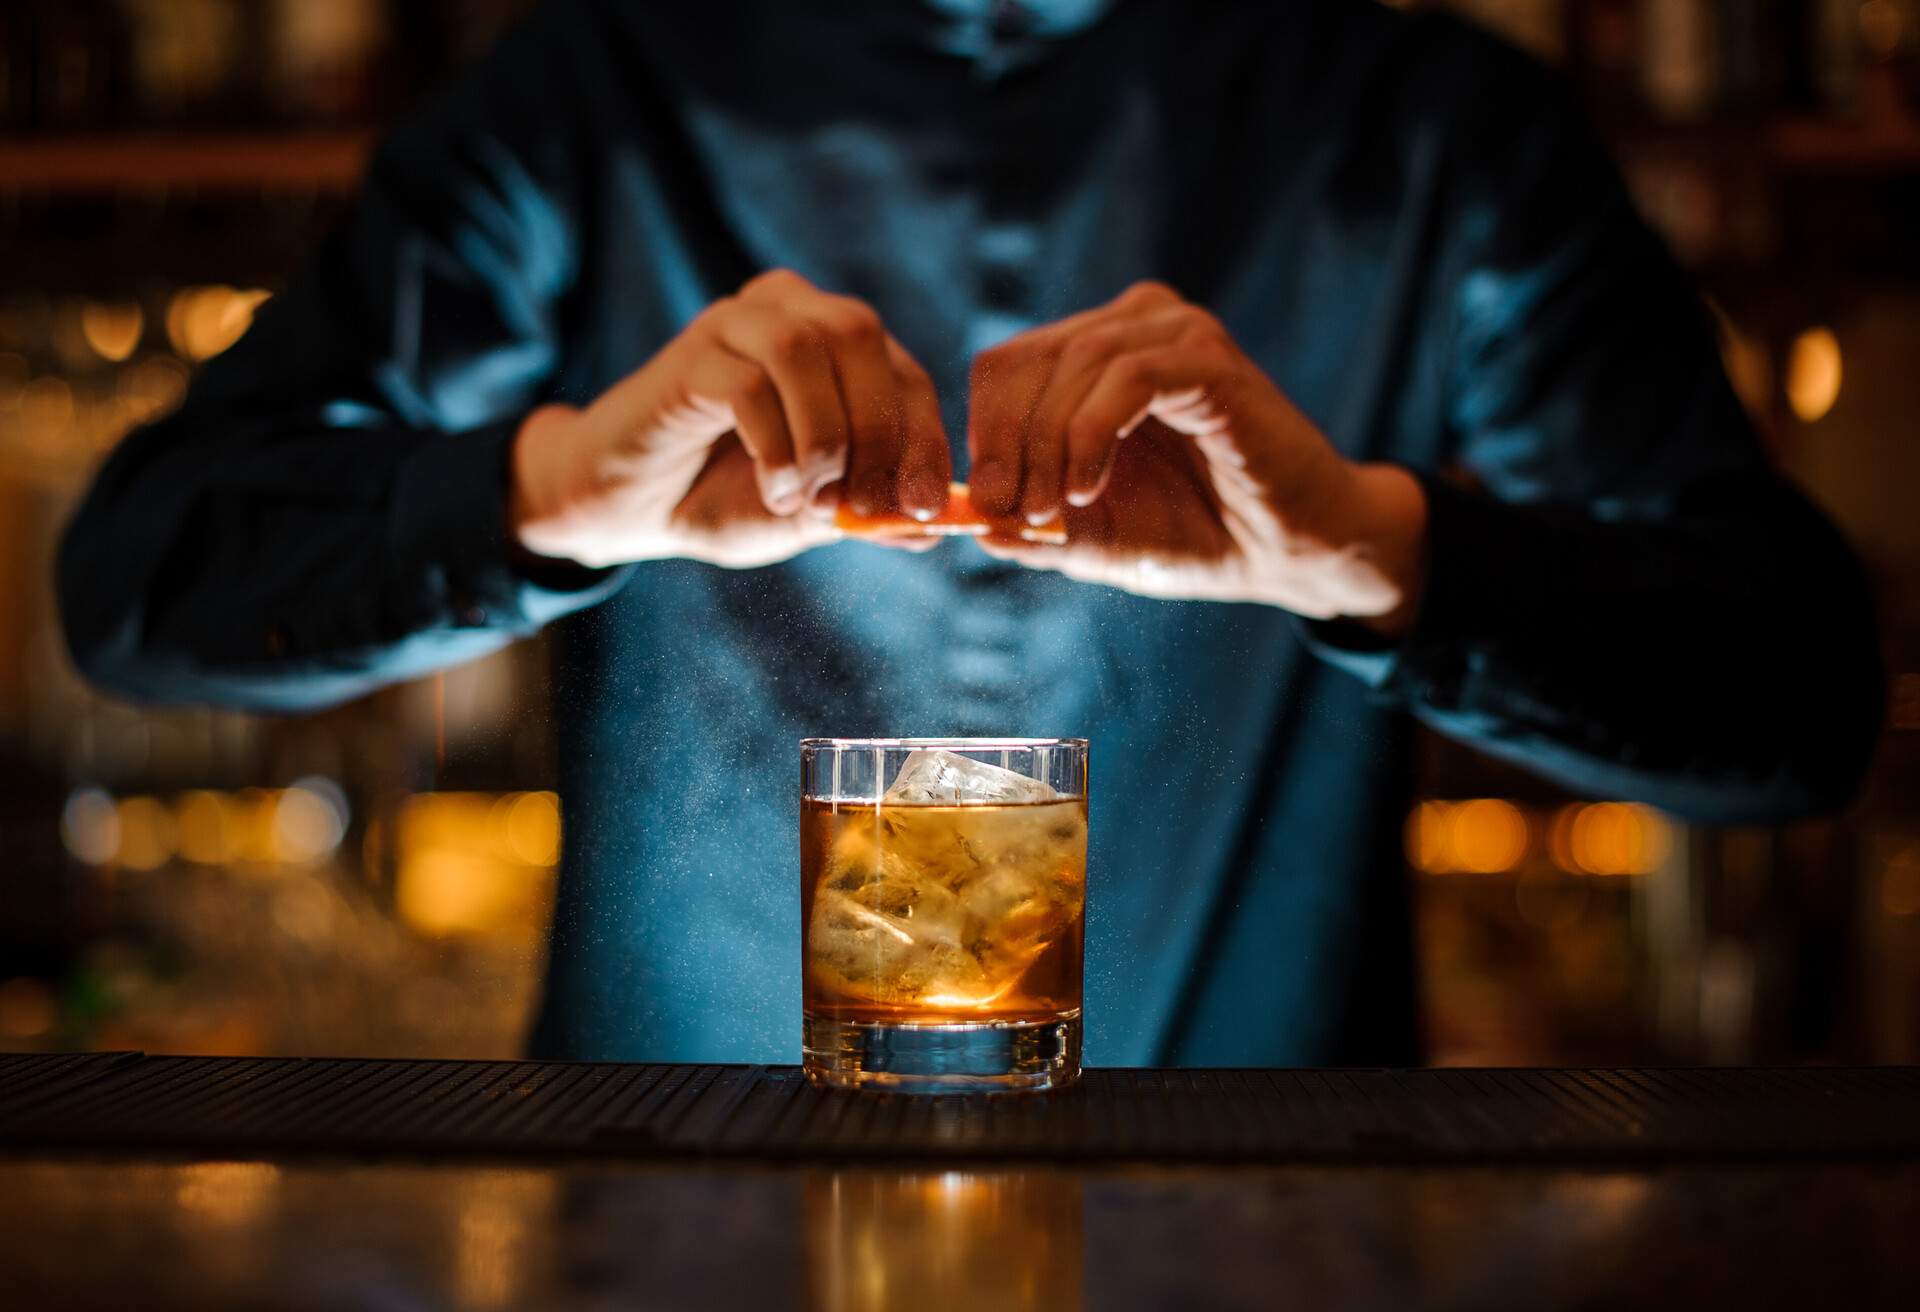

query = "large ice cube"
[[883, 749, 1058, 805], [807, 799, 1086, 1009]]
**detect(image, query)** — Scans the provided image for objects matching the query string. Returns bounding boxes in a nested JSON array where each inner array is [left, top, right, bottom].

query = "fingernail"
[[807, 451, 846, 488], [1026, 509, 1055, 527], [764, 466, 804, 511], [1067, 487, 1099, 508], [902, 473, 948, 521]]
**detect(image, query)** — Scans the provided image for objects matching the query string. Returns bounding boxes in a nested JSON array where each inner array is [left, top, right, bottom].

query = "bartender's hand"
[[510, 269, 950, 569], [966, 282, 1428, 635]]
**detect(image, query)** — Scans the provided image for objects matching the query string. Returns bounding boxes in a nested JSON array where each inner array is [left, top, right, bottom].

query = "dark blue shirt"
[[59, 1, 1881, 1065]]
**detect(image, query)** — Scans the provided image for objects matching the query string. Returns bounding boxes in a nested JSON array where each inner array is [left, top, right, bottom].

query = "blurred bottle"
[[117, 0, 253, 125], [265, 0, 390, 123], [1855, 0, 1920, 114], [1640, 0, 1721, 119]]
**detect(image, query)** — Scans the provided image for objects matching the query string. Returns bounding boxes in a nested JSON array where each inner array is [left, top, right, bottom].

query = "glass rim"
[[800, 737, 1088, 752]]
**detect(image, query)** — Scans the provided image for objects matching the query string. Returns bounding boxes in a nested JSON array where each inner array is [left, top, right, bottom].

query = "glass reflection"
[[805, 1170, 1083, 1312]]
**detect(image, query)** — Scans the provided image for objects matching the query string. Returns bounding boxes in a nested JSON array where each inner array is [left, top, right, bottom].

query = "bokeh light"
[[1786, 326, 1842, 423], [79, 300, 145, 362], [174, 790, 238, 865], [398, 848, 519, 938], [396, 793, 560, 939], [1405, 800, 1453, 873], [1556, 802, 1672, 876], [1414, 798, 1670, 878], [61, 788, 120, 866], [275, 777, 347, 864], [1404, 798, 1529, 874], [1451, 799, 1530, 873], [504, 791, 562, 866], [115, 796, 177, 871], [166, 286, 270, 361]]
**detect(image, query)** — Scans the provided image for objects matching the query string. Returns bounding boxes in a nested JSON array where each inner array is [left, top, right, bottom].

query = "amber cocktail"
[[800, 739, 1088, 1093]]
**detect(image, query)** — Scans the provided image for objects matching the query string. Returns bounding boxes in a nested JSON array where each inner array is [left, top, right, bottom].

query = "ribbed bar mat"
[[2, 1054, 1917, 1163]]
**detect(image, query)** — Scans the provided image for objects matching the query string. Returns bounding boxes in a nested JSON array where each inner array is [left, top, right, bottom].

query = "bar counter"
[[5, 1054, 1918, 1309]]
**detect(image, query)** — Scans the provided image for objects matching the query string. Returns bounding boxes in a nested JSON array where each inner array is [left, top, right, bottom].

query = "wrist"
[[509, 403, 587, 560], [1328, 462, 1429, 638]]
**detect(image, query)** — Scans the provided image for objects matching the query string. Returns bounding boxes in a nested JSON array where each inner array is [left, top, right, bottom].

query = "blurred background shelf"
[[1768, 114, 1920, 167], [0, 132, 373, 194], [3, 119, 1915, 195]]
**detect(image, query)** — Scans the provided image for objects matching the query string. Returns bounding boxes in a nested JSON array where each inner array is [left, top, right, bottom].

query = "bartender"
[[57, 1, 1880, 1066]]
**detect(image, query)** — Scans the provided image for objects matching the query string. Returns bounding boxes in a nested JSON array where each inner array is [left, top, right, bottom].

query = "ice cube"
[[809, 870, 995, 1006], [883, 749, 1058, 805], [808, 817, 993, 1004], [807, 800, 1086, 1010]]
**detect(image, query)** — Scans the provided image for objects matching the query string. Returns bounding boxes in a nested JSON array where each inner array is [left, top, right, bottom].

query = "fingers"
[[966, 336, 1053, 518], [971, 426, 1237, 599], [1021, 307, 1198, 523], [670, 435, 843, 568], [1067, 345, 1227, 501], [707, 299, 850, 509], [965, 292, 1140, 516], [713, 271, 944, 520], [679, 347, 803, 513], [887, 338, 952, 519], [807, 295, 900, 517], [966, 281, 1205, 523]]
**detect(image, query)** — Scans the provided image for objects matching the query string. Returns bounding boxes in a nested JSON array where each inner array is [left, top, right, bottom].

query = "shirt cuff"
[[389, 418, 631, 634], [1294, 471, 1559, 709]]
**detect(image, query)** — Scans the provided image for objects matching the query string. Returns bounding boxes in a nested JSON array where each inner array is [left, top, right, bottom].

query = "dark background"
[[1, 0, 1915, 1066]]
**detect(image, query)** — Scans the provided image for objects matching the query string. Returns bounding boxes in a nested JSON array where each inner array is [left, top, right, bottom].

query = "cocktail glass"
[[800, 738, 1089, 1093]]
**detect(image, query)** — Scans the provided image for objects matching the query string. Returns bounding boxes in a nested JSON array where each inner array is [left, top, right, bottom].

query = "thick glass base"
[[803, 1014, 1081, 1094]]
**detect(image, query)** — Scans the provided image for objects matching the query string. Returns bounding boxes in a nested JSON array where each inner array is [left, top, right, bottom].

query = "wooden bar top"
[[4, 1054, 1916, 1309]]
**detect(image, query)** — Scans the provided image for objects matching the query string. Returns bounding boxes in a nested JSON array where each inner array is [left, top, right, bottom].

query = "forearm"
[[1303, 472, 1883, 823], [1315, 461, 1430, 638], [58, 412, 625, 712]]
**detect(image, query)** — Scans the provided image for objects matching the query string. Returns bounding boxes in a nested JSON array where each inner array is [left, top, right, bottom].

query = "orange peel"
[[833, 482, 1066, 545]]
